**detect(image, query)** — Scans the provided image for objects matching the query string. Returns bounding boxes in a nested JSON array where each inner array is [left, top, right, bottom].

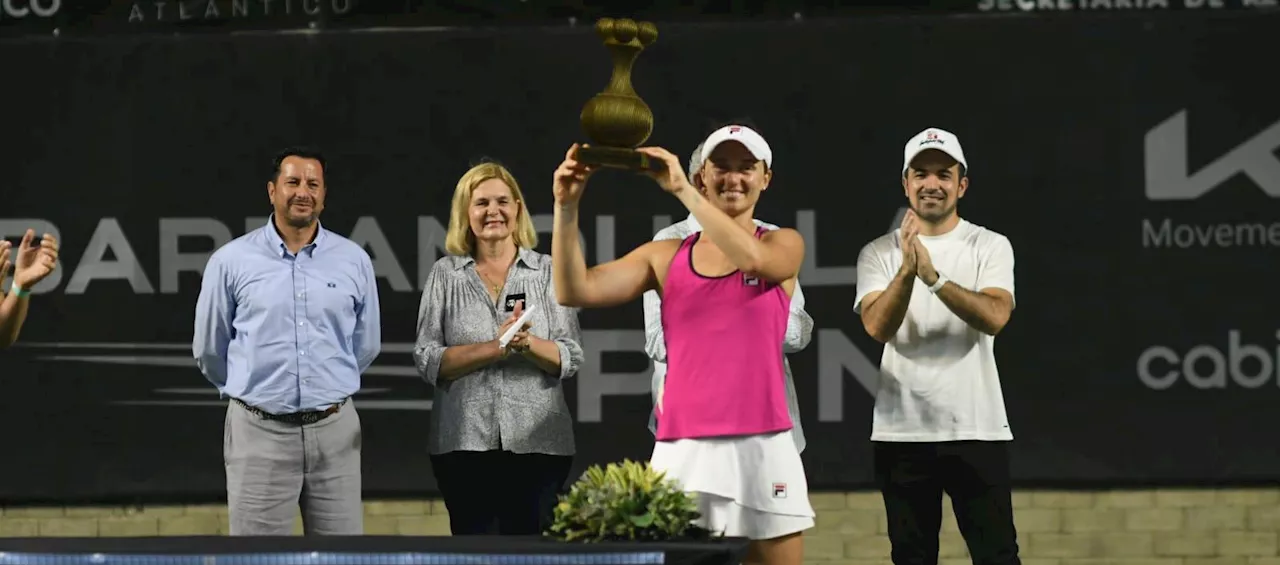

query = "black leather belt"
[[234, 397, 347, 425]]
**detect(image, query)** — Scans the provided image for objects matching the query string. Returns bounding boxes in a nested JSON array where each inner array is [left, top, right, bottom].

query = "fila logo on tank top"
[[656, 227, 794, 441]]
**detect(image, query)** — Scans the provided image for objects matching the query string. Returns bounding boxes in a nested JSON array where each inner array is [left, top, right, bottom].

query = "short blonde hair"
[[444, 161, 538, 256]]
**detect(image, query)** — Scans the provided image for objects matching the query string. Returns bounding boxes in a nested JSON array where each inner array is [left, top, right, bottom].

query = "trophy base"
[[577, 145, 662, 171]]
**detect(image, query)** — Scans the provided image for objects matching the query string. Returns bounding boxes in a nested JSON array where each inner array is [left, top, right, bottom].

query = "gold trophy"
[[577, 17, 660, 170]]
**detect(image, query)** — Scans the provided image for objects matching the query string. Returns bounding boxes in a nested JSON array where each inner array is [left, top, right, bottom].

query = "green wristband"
[[10, 281, 30, 298]]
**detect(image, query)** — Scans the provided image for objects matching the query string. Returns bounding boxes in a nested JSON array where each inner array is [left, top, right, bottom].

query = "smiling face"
[[903, 149, 967, 223], [697, 141, 773, 217], [268, 155, 326, 228], [468, 177, 519, 244]]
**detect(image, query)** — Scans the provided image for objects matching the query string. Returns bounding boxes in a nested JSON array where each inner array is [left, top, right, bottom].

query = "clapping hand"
[[0, 241, 10, 282], [912, 235, 939, 286], [898, 210, 919, 277], [7, 230, 59, 290]]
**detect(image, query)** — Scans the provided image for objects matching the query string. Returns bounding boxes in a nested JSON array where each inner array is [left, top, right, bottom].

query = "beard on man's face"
[[912, 190, 954, 222], [280, 196, 318, 227]]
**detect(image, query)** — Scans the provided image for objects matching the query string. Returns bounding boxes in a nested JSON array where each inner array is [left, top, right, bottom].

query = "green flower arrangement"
[[545, 459, 719, 542]]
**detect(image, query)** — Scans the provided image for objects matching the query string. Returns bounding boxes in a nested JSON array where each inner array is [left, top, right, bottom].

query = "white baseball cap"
[[700, 124, 773, 169], [687, 142, 705, 179], [902, 127, 968, 175]]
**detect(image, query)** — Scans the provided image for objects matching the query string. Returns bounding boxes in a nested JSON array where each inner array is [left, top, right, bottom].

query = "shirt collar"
[[452, 245, 539, 270], [682, 213, 702, 232], [265, 214, 327, 257]]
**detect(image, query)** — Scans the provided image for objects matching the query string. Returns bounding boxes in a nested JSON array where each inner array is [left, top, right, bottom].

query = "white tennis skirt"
[[650, 430, 815, 540]]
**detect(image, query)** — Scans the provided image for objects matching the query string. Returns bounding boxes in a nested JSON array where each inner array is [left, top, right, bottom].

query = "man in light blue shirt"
[[193, 147, 381, 536], [642, 132, 812, 453]]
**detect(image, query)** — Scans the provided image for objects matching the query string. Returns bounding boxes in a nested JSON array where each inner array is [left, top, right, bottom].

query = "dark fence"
[[1, 9, 1277, 503]]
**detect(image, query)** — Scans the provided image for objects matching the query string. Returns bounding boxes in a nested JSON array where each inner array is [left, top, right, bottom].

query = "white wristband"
[[928, 273, 948, 294]]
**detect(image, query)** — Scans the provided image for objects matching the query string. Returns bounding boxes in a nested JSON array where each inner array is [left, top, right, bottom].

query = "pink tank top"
[[655, 227, 793, 441]]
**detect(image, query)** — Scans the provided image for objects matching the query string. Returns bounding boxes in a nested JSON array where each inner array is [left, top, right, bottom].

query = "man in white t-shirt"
[[643, 135, 812, 453], [853, 127, 1020, 565]]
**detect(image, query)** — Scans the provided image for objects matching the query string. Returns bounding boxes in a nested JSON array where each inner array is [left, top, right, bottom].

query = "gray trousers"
[[224, 399, 363, 536]]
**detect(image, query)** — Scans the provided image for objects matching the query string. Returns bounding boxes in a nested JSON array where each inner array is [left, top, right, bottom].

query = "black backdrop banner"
[[1, 11, 1278, 503], [3, 1, 1276, 39], [0, 1, 984, 36]]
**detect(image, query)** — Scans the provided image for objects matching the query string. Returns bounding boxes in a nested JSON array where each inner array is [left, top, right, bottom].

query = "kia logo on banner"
[[0, 0, 59, 18], [1144, 109, 1280, 201]]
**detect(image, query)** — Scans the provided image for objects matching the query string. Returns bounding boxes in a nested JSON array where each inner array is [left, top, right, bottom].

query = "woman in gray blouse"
[[412, 161, 584, 536]]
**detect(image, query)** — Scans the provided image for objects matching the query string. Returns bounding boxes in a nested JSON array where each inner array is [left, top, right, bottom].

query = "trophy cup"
[[577, 17, 660, 170]]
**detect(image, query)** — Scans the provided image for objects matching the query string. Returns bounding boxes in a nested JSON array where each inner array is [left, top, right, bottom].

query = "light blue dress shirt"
[[192, 218, 382, 415]]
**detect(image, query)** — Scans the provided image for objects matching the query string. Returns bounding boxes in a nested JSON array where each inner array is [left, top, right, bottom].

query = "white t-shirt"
[[853, 219, 1016, 443]]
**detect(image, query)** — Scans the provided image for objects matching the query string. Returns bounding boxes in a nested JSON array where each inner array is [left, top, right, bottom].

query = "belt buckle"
[[299, 400, 343, 424]]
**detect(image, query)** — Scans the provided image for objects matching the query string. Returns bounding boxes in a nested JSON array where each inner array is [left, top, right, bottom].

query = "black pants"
[[873, 441, 1021, 565], [430, 450, 573, 536]]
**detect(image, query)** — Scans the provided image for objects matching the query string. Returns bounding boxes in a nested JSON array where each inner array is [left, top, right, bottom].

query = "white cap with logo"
[[902, 127, 968, 175], [699, 124, 773, 169]]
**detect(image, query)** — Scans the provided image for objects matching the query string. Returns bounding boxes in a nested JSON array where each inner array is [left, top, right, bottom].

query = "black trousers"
[[430, 450, 573, 536], [873, 441, 1021, 565]]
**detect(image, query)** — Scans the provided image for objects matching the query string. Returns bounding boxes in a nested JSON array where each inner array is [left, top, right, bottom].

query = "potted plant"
[[545, 459, 719, 542]]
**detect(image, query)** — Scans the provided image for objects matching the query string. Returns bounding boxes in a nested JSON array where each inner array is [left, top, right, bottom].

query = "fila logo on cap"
[[701, 124, 774, 168]]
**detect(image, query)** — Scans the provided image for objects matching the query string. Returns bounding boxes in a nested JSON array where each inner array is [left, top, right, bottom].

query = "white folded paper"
[[498, 304, 537, 349]]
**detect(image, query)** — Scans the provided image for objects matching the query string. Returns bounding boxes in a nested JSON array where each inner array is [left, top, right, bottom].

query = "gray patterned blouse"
[[413, 247, 583, 456]]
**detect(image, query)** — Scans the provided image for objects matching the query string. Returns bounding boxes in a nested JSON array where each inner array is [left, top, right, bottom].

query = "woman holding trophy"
[[550, 124, 814, 565]]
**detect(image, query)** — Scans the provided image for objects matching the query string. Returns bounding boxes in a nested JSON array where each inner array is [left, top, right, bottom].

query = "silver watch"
[[928, 273, 949, 294]]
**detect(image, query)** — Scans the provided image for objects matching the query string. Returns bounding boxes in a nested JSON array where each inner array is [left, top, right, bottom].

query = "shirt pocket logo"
[[317, 279, 357, 316]]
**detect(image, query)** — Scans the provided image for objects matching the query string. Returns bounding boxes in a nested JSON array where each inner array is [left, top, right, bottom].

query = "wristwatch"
[[928, 272, 949, 294]]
